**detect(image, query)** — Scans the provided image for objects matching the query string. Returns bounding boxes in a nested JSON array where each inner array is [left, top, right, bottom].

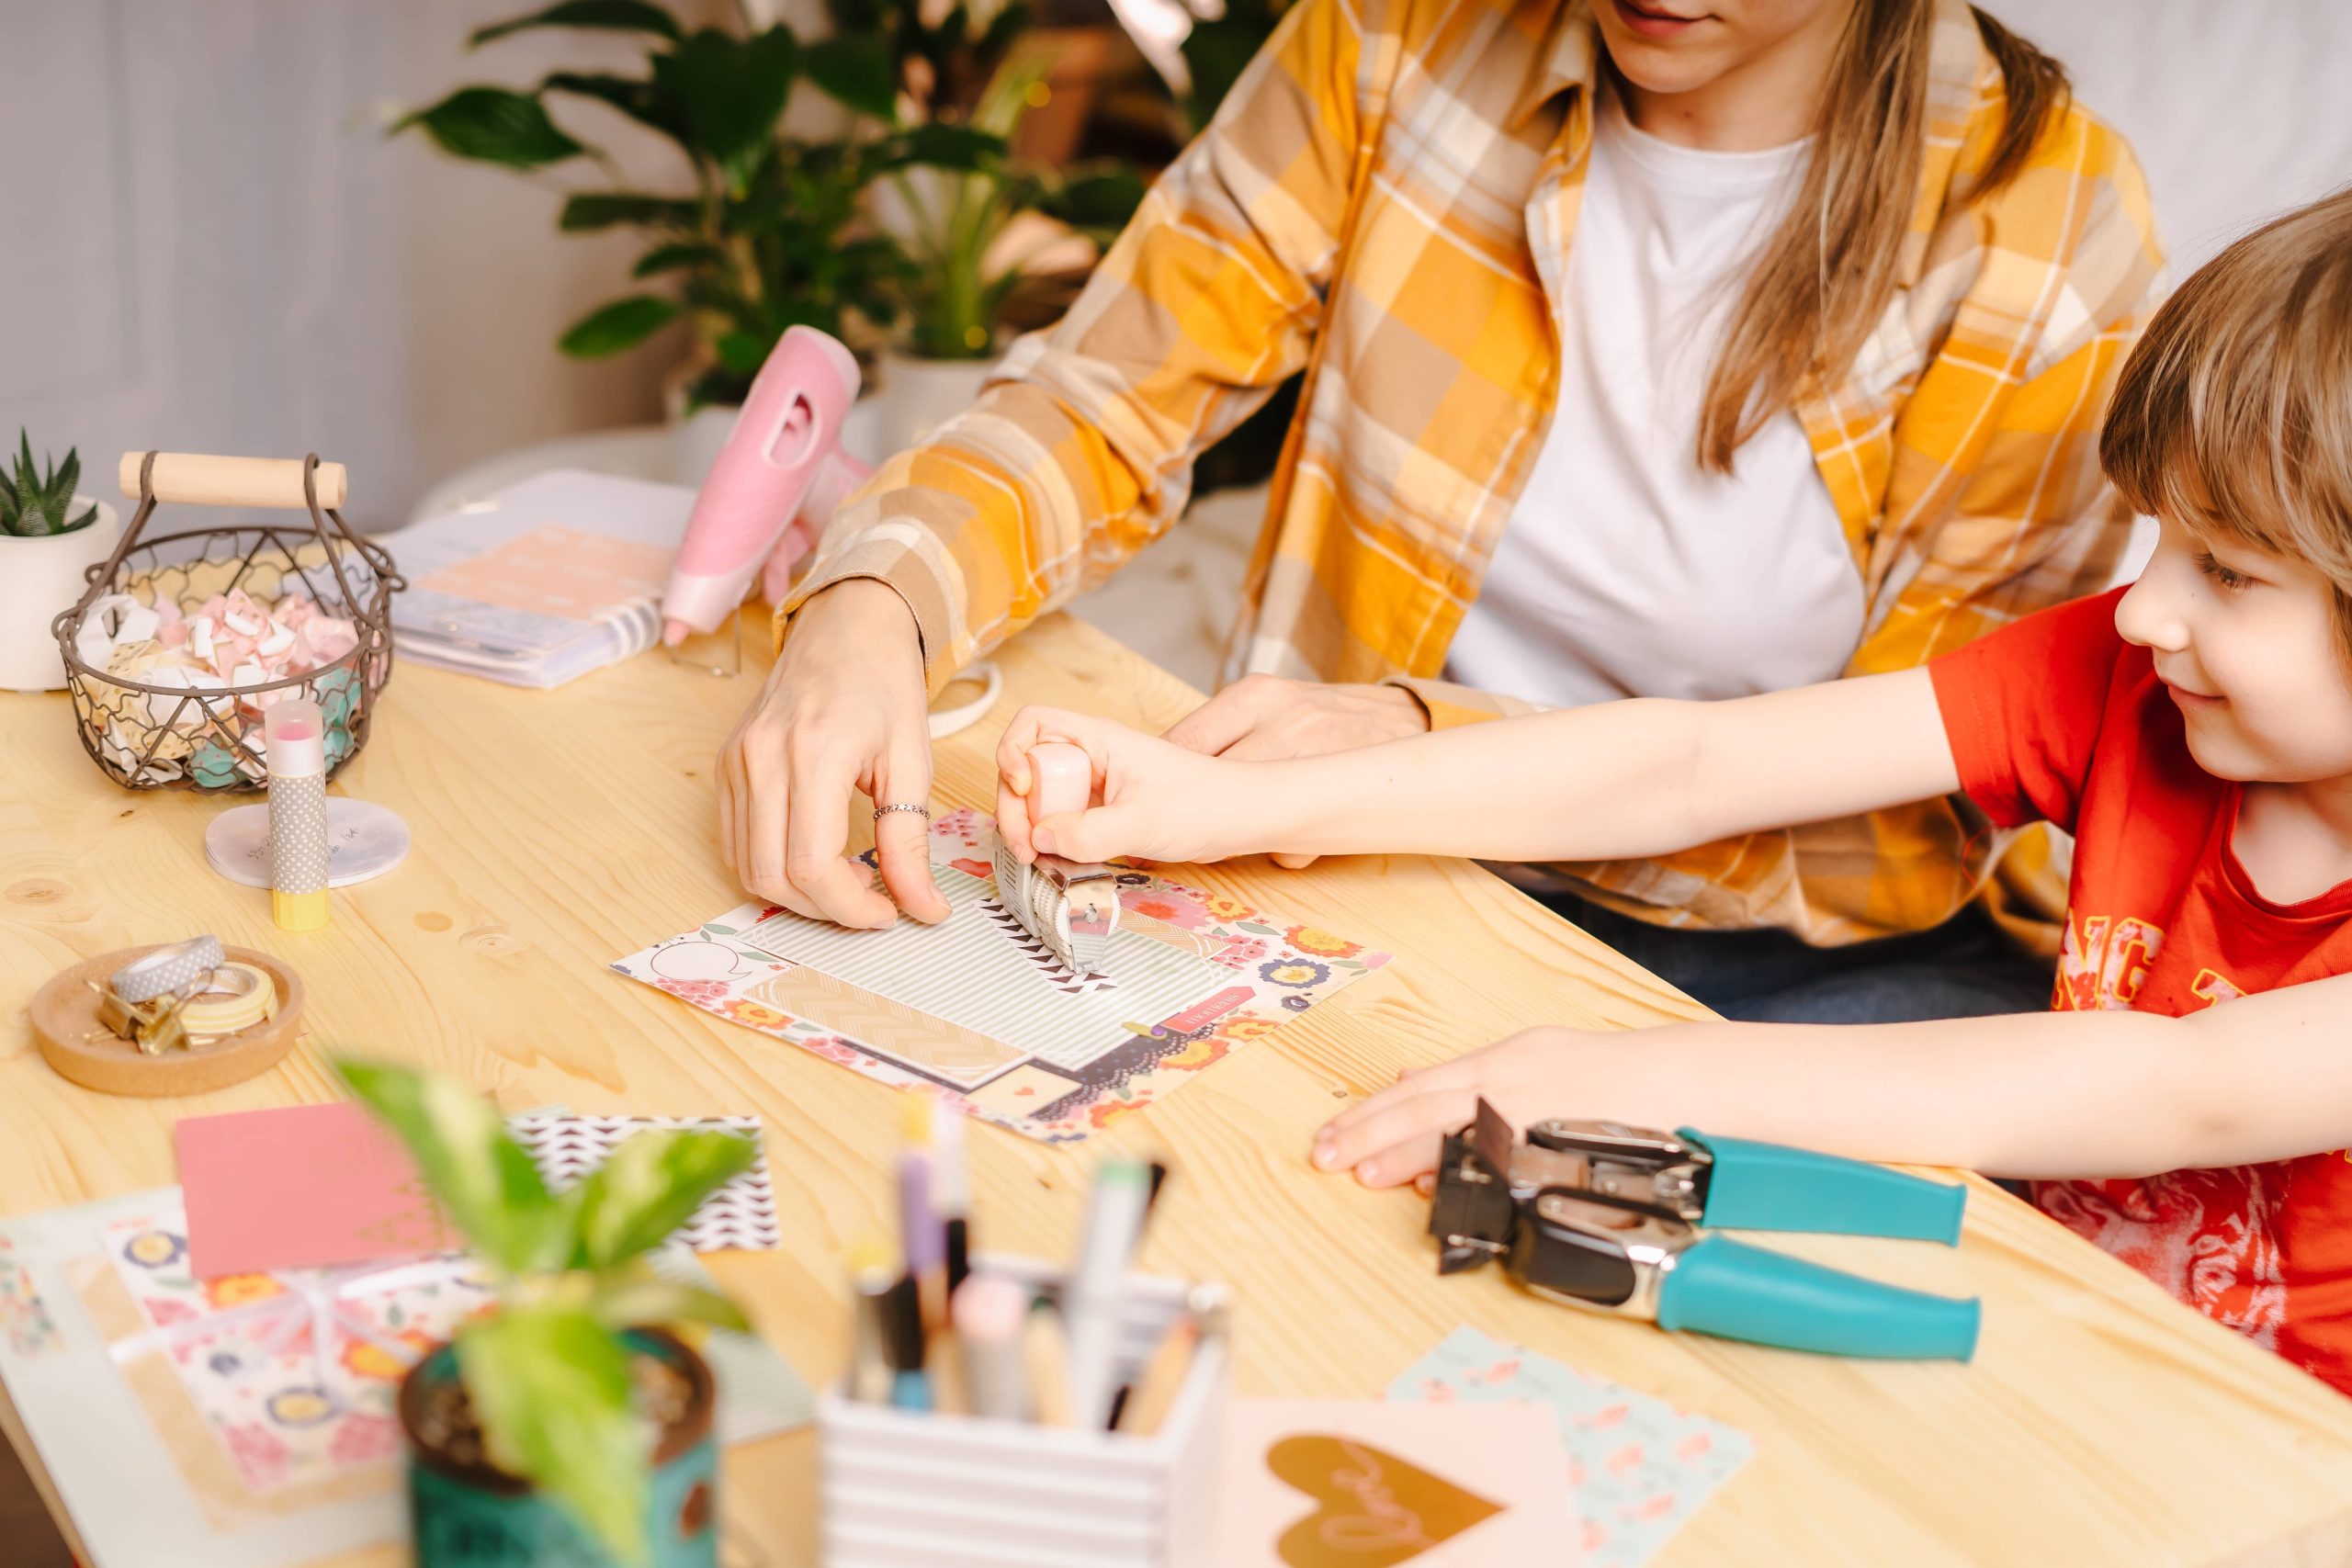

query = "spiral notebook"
[[385, 468, 693, 688]]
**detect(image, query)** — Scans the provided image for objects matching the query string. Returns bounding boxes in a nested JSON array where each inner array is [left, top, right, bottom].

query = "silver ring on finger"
[[873, 802, 932, 822]]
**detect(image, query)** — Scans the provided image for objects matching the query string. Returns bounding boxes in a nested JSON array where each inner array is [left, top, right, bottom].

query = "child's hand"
[[994, 705, 1265, 867], [1311, 1027, 1670, 1188]]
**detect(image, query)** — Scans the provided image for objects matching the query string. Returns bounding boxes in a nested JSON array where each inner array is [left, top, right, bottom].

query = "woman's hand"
[[995, 705, 1275, 867], [1312, 1026, 1682, 1188], [717, 581, 949, 929]]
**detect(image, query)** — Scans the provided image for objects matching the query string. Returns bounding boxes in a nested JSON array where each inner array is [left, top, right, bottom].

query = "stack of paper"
[[384, 468, 693, 688]]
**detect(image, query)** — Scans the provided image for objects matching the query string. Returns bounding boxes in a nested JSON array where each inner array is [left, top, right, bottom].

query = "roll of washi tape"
[[109, 935, 226, 1005], [177, 963, 277, 1037]]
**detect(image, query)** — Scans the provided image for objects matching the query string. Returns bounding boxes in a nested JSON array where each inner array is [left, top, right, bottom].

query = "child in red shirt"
[[989, 189, 2352, 1393]]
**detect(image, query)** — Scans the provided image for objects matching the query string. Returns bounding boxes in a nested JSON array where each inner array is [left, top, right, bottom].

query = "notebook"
[[385, 468, 694, 687]]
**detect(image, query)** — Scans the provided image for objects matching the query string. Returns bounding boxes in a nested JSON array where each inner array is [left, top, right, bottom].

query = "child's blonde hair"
[[2102, 187, 2352, 640]]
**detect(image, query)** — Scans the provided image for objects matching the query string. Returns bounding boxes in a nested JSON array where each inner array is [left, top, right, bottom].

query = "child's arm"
[[997, 667, 1957, 866], [1315, 969, 2352, 1186]]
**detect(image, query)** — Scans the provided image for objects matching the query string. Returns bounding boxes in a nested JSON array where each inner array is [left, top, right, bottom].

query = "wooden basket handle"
[[118, 452, 348, 511]]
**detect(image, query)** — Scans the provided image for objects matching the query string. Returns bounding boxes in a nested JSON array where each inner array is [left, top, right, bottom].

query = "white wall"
[[0, 1, 714, 532]]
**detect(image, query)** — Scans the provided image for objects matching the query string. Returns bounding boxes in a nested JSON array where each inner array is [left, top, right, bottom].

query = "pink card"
[[176, 1102, 457, 1278]]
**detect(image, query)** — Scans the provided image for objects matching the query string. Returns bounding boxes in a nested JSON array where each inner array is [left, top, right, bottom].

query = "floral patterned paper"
[[99, 1203, 490, 1495], [614, 809, 1391, 1144], [1388, 1327, 1753, 1567], [0, 1236, 61, 1358]]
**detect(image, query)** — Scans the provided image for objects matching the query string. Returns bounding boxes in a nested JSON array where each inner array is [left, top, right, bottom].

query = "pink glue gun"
[[660, 326, 875, 647]]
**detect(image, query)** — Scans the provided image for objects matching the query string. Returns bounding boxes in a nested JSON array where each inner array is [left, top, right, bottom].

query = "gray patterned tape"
[[111, 935, 226, 1003]]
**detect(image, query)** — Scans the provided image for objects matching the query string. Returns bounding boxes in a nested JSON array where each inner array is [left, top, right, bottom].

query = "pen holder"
[[819, 1258, 1229, 1568]]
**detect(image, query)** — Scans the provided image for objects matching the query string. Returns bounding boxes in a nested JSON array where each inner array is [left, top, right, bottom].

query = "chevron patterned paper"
[[508, 1114, 780, 1252]]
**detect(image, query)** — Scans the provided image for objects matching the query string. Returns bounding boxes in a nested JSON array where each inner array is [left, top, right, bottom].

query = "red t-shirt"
[[1931, 587, 2352, 1397]]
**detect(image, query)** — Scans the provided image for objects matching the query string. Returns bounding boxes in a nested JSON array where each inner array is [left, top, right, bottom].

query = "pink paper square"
[[175, 1102, 456, 1279]]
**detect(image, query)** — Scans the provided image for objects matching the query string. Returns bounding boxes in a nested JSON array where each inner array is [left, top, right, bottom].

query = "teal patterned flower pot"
[[400, 1329, 719, 1568]]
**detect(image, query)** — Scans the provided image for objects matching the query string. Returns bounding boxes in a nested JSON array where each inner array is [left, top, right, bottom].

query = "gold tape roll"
[[178, 963, 277, 1037]]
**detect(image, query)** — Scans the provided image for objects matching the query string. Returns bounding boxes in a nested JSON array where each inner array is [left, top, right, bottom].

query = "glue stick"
[[265, 699, 330, 931]]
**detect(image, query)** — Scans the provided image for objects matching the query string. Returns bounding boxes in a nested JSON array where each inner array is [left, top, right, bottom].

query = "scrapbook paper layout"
[[0, 1188, 811, 1568], [615, 809, 1391, 1142], [1388, 1327, 1754, 1568]]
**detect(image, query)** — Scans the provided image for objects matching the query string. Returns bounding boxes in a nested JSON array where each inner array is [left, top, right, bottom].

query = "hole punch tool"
[[992, 742, 1122, 978], [1429, 1099, 1981, 1360]]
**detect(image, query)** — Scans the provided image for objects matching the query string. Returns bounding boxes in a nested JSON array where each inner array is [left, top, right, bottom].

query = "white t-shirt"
[[1443, 87, 1863, 707]]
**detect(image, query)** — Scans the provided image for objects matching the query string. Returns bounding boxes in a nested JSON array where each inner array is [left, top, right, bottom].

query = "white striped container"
[[819, 1258, 1228, 1568]]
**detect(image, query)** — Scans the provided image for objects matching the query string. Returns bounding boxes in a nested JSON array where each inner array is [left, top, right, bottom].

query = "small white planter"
[[1, 497, 124, 692], [870, 351, 998, 463]]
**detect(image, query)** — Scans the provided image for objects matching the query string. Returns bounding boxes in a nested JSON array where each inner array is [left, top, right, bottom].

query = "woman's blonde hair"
[[2101, 188, 2352, 639], [1696, 4, 2069, 473]]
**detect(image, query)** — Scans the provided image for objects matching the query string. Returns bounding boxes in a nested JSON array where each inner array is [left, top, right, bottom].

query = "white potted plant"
[[2, 433, 123, 693]]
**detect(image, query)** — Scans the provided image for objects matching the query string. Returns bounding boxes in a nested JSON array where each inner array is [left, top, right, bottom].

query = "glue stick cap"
[[264, 698, 326, 777]]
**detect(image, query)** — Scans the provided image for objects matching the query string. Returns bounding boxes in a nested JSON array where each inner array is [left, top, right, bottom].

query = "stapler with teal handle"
[[1428, 1099, 1980, 1361]]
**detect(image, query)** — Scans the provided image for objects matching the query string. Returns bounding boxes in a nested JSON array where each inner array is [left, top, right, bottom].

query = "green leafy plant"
[[808, 0, 1144, 361], [1, 432, 98, 538], [396, 0, 957, 406], [876, 51, 1146, 360], [337, 1059, 757, 1564]]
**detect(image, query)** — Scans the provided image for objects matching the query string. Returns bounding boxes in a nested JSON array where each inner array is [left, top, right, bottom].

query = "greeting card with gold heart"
[[1217, 1399, 1583, 1566]]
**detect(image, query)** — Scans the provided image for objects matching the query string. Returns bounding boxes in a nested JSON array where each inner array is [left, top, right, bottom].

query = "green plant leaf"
[[458, 1309, 649, 1565], [334, 1060, 571, 1275], [571, 1128, 758, 1269], [655, 27, 798, 191], [1044, 166, 1148, 235], [802, 35, 895, 120], [876, 122, 1005, 174], [591, 1274, 751, 1335], [559, 191, 699, 231], [397, 86, 584, 168], [542, 71, 689, 145], [559, 295, 680, 356], [631, 241, 725, 278], [714, 331, 775, 375], [470, 0, 682, 48]]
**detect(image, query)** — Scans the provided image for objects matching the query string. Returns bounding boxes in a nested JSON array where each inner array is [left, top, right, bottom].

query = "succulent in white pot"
[[1, 434, 124, 693]]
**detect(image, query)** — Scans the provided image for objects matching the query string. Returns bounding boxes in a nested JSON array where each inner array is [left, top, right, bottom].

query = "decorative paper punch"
[[1428, 1099, 1981, 1360], [992, 741, 1121, 978]]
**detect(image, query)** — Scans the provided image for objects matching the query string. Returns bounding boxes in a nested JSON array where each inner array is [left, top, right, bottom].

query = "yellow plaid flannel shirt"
[[786, 0, 2165, 946]]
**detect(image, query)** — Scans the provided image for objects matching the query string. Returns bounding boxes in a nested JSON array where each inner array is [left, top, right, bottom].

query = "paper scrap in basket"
[[614, 807, 1390, 1143], [1388, 1327, 1753, 1568]]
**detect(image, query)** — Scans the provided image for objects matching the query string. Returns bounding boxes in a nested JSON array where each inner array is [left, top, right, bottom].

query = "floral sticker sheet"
[[615, 809, 1391, 1143], [98, 1203, 492, 1496], [1388, 1327, 1754, 1567]]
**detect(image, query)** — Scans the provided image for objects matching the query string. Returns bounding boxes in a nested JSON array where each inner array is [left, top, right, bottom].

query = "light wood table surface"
[[7, 614, 2352, 1567]]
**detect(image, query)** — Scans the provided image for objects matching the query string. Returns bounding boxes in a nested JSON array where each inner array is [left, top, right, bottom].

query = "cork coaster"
[[30, 945, 305, 1097]]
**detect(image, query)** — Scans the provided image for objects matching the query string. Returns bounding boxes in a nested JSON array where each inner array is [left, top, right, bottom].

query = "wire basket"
[[52, 452, 404, 793]]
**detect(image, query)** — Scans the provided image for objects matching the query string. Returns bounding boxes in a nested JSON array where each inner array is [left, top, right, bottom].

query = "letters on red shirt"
[[1931, 588, 2352, 1397]]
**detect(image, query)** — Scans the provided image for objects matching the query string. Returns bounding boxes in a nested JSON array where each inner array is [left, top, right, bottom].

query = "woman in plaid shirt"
[[718, 0, 2163, 1023]]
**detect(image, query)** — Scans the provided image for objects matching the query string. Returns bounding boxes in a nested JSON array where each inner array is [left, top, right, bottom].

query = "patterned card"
[[1387, 1327, 1753, 1568], [102, 1204, 492, 1495], [509, 1115, 779, 1250], [614, 809, 1392, 1144], [0, 1235, 62, 1358]]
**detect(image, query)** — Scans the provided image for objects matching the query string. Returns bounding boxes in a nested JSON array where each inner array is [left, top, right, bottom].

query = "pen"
[[1022, 1303, 1076, 1428], [848, 1238, 897, 1405], [899, 1100, 944, 1330], [1063, 1158, 1152, 1429], [885, 1272, 931, 1413], [954, 1272, 1031, 1423], [937, 1106, 972, 1300]]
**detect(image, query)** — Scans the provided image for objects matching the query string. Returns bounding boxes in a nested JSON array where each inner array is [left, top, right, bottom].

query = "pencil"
[[1023, 1303, 1076, 1428], [1115, 1320, 1197, 1436]]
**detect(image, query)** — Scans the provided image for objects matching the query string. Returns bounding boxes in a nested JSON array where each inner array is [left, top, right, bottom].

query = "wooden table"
[[7, 614, 2352, 1567]]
